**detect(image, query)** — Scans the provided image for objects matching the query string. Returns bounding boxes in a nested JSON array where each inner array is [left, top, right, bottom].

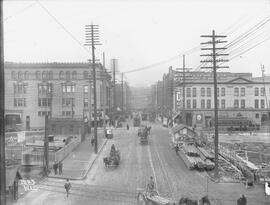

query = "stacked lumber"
[[197, 147, 214, 160], [182, 144, 200, 157]]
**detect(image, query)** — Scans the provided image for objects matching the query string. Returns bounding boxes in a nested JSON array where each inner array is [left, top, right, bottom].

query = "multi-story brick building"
[[5, 62, 111, 130], [173, 71, 270, 128], [152, 68, 270, 129]]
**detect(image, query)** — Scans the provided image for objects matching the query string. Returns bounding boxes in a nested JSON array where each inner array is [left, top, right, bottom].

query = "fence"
[[6, 145, 32, 160], [21, 135, 81, 167]]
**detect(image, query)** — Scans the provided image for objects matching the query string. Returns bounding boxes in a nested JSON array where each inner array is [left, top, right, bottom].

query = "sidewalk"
[[49, 131, 107, 180]]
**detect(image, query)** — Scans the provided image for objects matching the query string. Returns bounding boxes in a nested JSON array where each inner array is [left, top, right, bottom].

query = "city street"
[[13, 121, 270, 205]]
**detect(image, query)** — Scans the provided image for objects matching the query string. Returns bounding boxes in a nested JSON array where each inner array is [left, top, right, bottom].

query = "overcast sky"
[[3, 0, 270, 86]]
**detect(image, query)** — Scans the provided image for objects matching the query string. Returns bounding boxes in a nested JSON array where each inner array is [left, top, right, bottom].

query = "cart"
[[105, 128, 113, 139], [103, 150, 120, 168], [137, 189, 172, 205]]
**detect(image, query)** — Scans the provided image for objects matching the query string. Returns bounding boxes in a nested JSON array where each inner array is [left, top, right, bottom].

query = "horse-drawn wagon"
[[103, 144, 120, 168]]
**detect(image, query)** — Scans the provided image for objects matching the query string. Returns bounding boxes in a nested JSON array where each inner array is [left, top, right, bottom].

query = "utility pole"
[[112, 59, 116, 127], [85, 24, 101, 154], [121, 73, 124, 114], [261, 65, 269, 109], [201, 30, 228, 179], [176, 55, 192, 125], [162, 75, 165, 123], [43, 115, 49, 176], [0, 0, 6, 203]]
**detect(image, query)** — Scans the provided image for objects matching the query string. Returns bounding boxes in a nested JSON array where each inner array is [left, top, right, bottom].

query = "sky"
[[3, 0, 270, 86]]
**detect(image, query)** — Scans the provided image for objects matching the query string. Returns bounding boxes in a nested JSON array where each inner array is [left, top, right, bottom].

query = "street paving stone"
[[13, 121, 270, 205]]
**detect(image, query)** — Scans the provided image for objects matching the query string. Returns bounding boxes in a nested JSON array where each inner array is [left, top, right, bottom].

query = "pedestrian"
[[53, 161, 58, 175], [91, 137, 95, 147], [59, 161, 63, 175], [64, 179, 71, 197], [126, 124, 129, 130], [237, 194, 247, 205]]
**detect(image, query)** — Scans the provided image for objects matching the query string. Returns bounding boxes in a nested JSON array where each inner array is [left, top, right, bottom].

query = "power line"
[[36, 0, 90, 54], [4, 2, 37, 21]]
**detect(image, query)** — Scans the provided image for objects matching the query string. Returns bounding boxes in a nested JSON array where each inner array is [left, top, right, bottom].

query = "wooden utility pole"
[[176, 55, 192, 125], [201, 30, 228, 179], [121, 73, 124, 113], [85, 24, 101, 154], [43, 115, 49, 176], [261, 65, 269, 109], [112, 59, 116, 127], [0, 0, 6, 203]]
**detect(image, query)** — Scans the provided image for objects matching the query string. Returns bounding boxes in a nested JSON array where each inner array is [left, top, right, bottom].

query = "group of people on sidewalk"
[[53, 161, 63, 175]]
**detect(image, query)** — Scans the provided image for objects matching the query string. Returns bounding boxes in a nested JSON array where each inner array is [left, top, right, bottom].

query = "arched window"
[[48, 71, 53, 80], [66, 71, 71, 80], [11, 71, 17, 80], [36, 71, 41, 80], [83, 71, 89, 79], [72, 71, 77, 80], [18, 71, 23, 80], [59, 71, 65, 79], [24, 71, 29, 80], [42, 71, 48, 80]]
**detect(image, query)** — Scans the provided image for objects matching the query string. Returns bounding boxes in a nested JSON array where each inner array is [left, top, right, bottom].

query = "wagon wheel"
[[137, 192, 147, 205]]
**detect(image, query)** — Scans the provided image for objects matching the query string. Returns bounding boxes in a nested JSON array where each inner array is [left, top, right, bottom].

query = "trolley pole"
[[0, 0, 6, 203]]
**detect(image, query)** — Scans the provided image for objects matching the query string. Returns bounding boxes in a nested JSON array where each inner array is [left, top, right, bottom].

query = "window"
[[66, 85, 71, 93], [84, 85, 88, 94], [207, 99, 211, 108], [201, 88, 205, 97], [241, 99, 245, 108], [62, 85, 66, 93], [66, 71, 71, 80], [240, 88, 245, 97], [261, 87, 265, 96], [83, 71, 89, 79], [234, 88, 239, 96], [62, 111, 65, 116], [221, 88, 225, 96], [207, 88, 211, 97], [14, 84, 27, 94], [192, 88, 196, 97], [36, 71, 41, 80], [201, 99, 205, 108], [42, 71, 48, 80], [186, 88, 191, 97], [217, 88, 219, 97], [84, 98, 88, 107], [11, 71, 16, 80], [59, 71, 65, 79], [255, 113, 260, 119], [38, 111, 42, 117], [234, 99, 239, 108], [221, 99, 225, 108], [24, 71, 29, 80], [38, 84, 52, 95], [192, 99, 196, 108], [14, 98, 26, 107], [72, 71, 77, 80], [18, 71, 23, 80], [38, 98, 51, 107], [62, 85, 75, 93], [48, 71, 53, 80], [187, 99, 191, 108], [217, 99, 219, 108], [255, 87, 259, 96], [255, 99, 259, 108], [62, 98, 75, 107], [261, 99, 265, 108]]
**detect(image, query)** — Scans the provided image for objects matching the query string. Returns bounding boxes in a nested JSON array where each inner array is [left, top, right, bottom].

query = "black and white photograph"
[[1, 0, 270, 204]]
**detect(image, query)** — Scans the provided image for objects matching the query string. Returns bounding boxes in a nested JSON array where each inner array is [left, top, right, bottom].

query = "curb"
[[48, 138, 108, 181]]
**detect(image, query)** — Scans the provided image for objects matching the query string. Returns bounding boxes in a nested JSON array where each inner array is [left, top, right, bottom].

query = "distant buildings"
[[129, 86, 152, 111], [4, 62, 112, 130], [152, 67, 270, 129]]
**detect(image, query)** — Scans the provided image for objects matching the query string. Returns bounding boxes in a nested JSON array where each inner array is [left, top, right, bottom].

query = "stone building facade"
[[5, 62, 111, 130]]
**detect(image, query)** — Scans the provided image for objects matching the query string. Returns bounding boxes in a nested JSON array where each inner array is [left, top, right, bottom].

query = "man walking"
[[64, 179, 71, 197], [59, 161, 63, 175], [53, 161, 58, 175]]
